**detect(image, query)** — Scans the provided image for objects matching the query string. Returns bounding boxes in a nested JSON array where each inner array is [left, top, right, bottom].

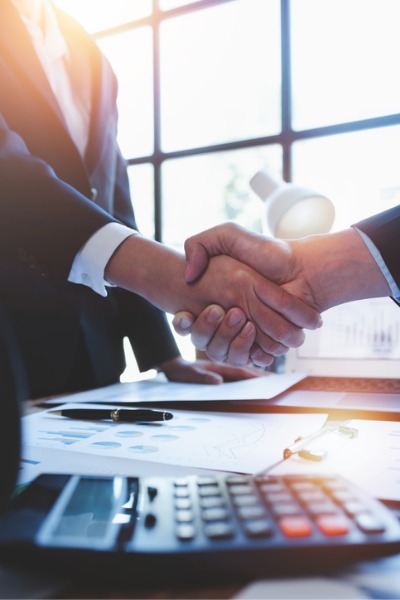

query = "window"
[[291, 0, 400, 129], [159, 0, 281, 153], [290, 0, 400, 229], [55, 0, 400, 368], [55, 0, 400, 244]]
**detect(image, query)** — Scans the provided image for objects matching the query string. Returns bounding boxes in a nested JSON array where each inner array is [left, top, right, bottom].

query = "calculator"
[[0, 472, 399, 583]]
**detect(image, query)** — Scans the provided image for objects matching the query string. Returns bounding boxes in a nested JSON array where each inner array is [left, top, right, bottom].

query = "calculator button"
[[305, 501, 338, 517], [242, 519, 273, 539], [342, 501, 368, 516], [147, 486, 158, 501], [290, 481, 318, 492], [174, 487, 190, 498], [236, 505, 267, 520], [176, 524, 196, 541], [198, 486, 221, 497], [175, 498, 192, 510], [204, 522, 235, 540], [316, 476, 339, 484], [279, 516, 313, 538], [255, 475, 279, 483], [316, 515, 350, 536], [297, 491, 326, 504], [196, 476, 218, 486], [175, 510, 194, 523], [144, 513, 157, 529], [173, 478, 189, 487], [331, 490, 357, 504], [202, 507, 230, 522], [200, 496, 225, 509], [258, 482, 285, 494], [226, 476, 250, 485], [264, 492, 293, 504], [270, 503, 302, 517], [322, 480, 348, 493], [228, 485, 253, 496], [231, 495, 259, 507], [354, 513, 386, 534]]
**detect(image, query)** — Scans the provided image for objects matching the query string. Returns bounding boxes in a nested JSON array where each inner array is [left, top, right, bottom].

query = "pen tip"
[[49, 410, 62, 416], [164, 412, 173, 421]]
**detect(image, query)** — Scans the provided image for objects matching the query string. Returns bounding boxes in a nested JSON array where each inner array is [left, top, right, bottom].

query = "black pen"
[[49, 408, 173, 422]]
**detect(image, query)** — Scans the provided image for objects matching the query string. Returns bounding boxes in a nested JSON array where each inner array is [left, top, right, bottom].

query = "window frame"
[[94, 0, 400, 242]]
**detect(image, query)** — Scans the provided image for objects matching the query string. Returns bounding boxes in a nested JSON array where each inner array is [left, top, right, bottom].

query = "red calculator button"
[[279, 516, 313, 538], [316, 515, 350, 536]]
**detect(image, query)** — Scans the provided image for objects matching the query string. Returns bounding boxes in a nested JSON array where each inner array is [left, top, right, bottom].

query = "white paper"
[[286, 297, 400, 377], [21, 406, 325, 475], [39, 371, 307, 406], [18, 444, 232, 487], [272, 418, 400, 502], [298, 299, 400, 360]]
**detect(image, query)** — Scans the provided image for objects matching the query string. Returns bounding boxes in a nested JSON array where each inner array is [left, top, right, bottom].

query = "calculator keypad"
[[169, 474, 391, 546]]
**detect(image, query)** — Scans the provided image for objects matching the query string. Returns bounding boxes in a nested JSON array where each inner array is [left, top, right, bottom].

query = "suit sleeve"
[[0, 111, 119, 281], [354, 205, 400, 289], [110, 150, 181, 369], [0, 114, 181, 369]]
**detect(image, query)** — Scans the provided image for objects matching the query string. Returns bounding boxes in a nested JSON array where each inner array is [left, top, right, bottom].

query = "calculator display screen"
[[52, 478, 119, 540], [38, 476, 137, 549]]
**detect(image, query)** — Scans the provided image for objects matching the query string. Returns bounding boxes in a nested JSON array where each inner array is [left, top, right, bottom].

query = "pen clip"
[[110, 408, 121, 422]]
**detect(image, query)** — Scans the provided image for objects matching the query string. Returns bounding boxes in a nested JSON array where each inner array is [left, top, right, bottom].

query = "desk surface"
[[11, 556, 400, 599], [55, 581, 240, 599], [292, 376, 400, 394], [5, 377, 400, 600]]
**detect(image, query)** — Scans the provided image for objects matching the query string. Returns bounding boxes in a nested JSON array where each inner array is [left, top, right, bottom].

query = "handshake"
[[171, 222, 392, 368], [107, 218, 393, 369]]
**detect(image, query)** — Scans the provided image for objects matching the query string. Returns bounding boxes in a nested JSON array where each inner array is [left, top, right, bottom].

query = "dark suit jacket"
[[355, 205, 400, 290], [0, 1, 179, 398]]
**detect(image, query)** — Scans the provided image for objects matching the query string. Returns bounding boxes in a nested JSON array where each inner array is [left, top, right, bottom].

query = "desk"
[[292, 376, 400, 394], [6, 555, 400, 599], [2, 377, 400, 600]]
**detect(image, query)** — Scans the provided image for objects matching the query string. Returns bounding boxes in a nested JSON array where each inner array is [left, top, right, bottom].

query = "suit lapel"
[[84, 50, 111, 174], [55, 5, 112, 176], [1, 1, 111, 180]]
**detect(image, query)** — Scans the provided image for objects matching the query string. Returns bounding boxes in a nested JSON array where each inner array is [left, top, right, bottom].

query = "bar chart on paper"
[[21, 407, 326, 474], [297, 298, 400, 360], [285, 297, 400, 377], [34, 423, 109, 446]]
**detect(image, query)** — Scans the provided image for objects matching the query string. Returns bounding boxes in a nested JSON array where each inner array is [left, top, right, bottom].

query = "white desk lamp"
[[250, 169, 335, 238]]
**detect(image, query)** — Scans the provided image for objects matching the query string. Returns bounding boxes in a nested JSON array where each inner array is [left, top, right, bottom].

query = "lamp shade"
[[250, 169, 335, 238]]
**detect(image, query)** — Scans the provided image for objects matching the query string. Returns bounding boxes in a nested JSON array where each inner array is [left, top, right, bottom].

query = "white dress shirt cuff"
[[353, 226, 400, 301], [68, 223, 137, 297]]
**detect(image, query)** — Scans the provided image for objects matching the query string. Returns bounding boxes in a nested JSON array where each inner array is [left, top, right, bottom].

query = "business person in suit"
[[0, 0, 322, 398], [172, 205, 400, 365]]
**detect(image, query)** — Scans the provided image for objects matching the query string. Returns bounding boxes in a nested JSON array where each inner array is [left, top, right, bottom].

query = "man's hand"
[[172, 305, 257, 367], [175, 222, 391, 365], [159, 355, 265, 384], [105, 234, 322, 367], [175, 222, 319, 366], [184, 223, 292, 286]]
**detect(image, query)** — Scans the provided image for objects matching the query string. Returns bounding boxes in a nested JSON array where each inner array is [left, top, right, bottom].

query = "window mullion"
[[281, 0, 292, 182], [152, 1, 163, 242]]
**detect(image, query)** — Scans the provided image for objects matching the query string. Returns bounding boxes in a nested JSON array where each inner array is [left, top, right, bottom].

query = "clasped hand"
[[172, 223, 322, 368]]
